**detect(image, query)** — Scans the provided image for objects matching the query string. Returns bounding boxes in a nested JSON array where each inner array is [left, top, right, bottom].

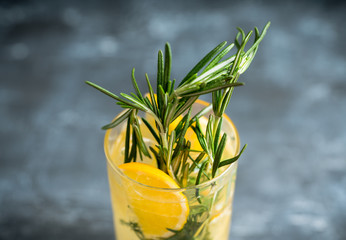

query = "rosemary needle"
[[87, 22, 270, 186]]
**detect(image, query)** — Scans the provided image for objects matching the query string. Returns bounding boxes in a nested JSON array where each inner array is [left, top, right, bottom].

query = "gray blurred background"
[[1, 0, 345, 239]]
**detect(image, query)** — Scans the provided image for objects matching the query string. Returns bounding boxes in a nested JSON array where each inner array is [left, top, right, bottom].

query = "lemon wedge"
[[118, 162, 190, 238]]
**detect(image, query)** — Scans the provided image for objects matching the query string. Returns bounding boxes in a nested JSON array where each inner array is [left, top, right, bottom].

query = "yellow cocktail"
[[86, 22, 269, 240], [105, 100, 240, 240]]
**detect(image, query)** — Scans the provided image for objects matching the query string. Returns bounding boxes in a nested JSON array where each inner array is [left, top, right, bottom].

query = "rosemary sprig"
[[86, 22, 270, 186]]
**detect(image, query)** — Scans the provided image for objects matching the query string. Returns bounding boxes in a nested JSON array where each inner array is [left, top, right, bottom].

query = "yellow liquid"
[[105, 101, 239, 240]]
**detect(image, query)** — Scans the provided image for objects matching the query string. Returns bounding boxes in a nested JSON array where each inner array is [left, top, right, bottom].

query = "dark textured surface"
[[1, 0, 346, 239]]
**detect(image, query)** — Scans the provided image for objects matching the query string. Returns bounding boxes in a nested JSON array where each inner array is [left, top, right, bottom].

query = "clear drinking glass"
[[104, 99, 240, 240]]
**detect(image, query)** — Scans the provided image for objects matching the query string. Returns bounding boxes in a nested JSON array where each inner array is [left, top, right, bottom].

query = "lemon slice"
[[118, 162, 190, 238]]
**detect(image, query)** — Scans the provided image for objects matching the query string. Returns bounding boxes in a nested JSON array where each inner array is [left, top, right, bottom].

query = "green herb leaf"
[[212, 133, 227, 178], [179, 41, 227, 87], [141, 117, 160, 143], [164, 43, 172, 91], [131, 68, 145, 102], [124, 116, 131, 163], [218, 144, 247, 168], [101, 109, 131, 130], [195, 160, 209, 186]]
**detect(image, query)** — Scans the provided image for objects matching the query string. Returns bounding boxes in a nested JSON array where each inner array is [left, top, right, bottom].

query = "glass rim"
[[104, 98, 240, 192]]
